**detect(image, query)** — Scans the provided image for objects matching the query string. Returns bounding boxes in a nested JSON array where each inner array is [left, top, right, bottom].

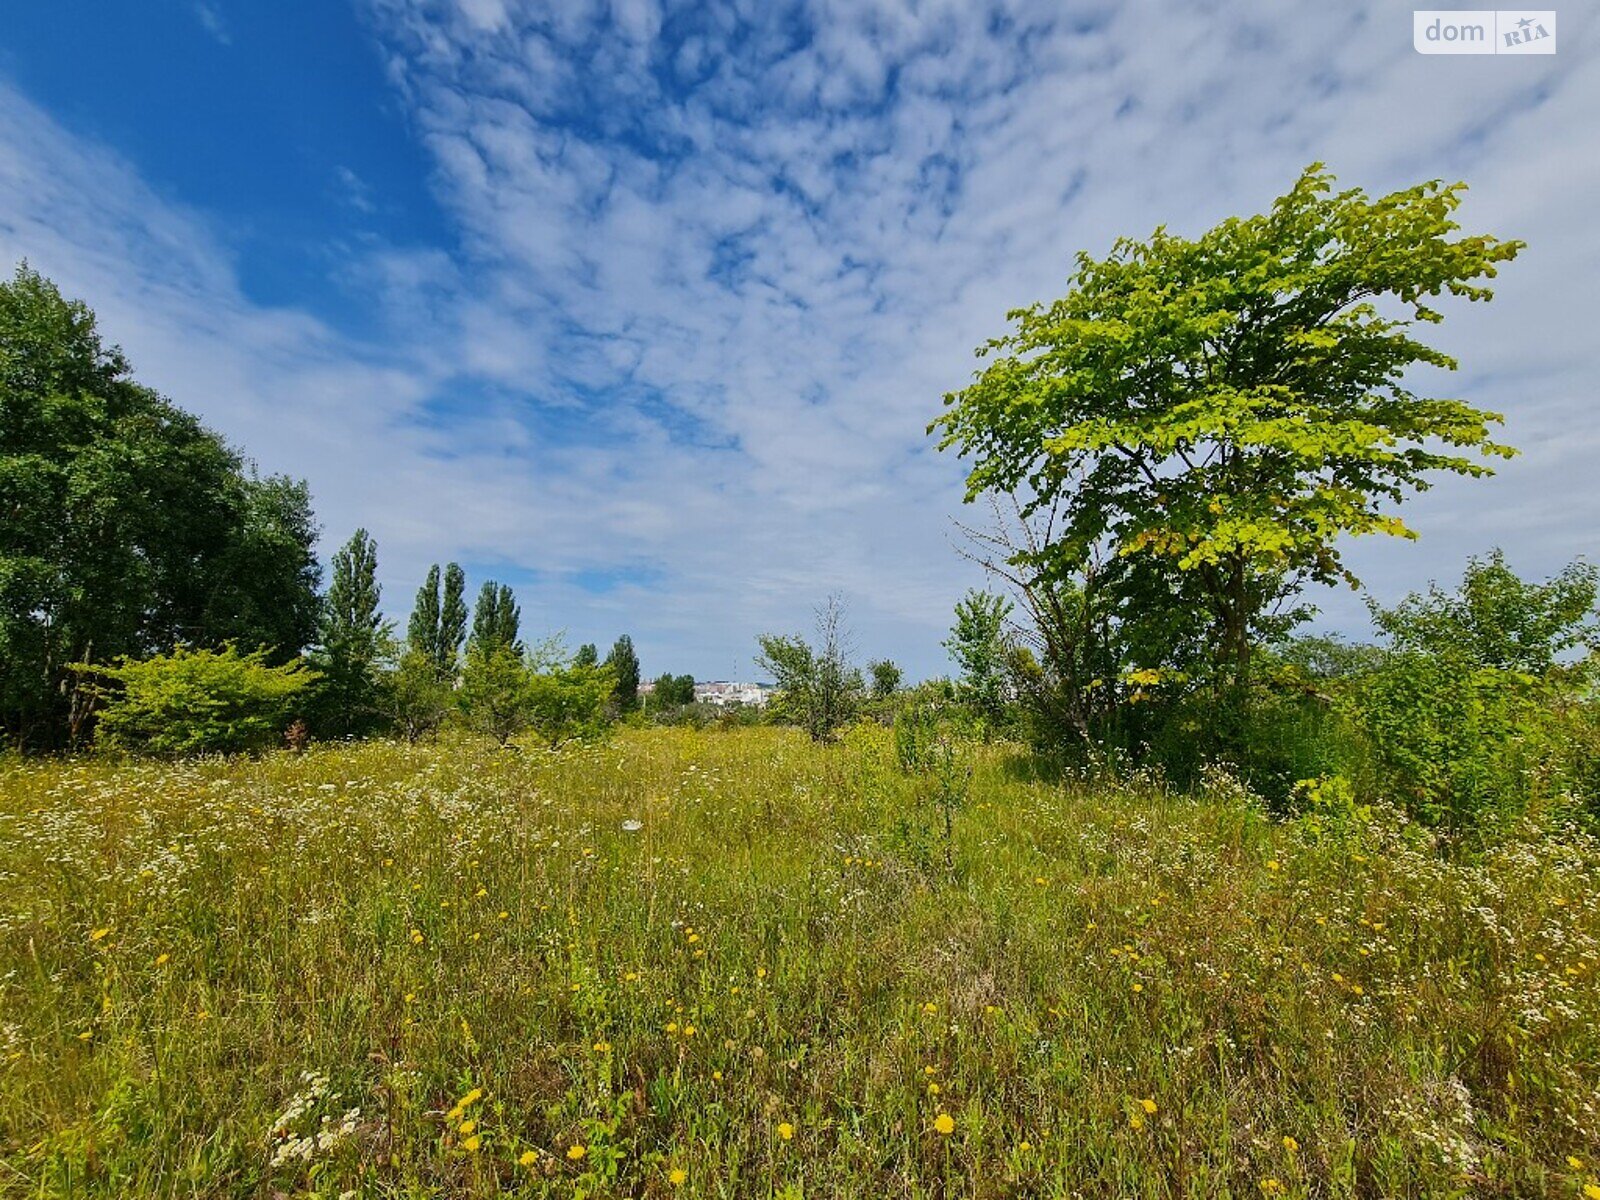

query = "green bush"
[[1347, 553, 1600, 829], [456, 641, 616, 748], [80, 645, 317, 757]]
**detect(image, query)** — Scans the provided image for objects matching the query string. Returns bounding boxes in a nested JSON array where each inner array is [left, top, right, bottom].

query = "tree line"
[[9, 161, 1598, 833]]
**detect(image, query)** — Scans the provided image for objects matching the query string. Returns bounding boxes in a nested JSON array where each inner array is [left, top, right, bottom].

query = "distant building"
[[693, 680, 774, 707]]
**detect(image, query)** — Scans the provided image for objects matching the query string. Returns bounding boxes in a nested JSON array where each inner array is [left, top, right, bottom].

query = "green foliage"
[[457, 644, 532, 746], [1341, 554, 1599, 828], [574, 643, 599, 668], [440, 564, 468, 673], [647, 673, 697, 710], [311, 528, 392, 737], [756, 596, 863, 743], [605, 634, 641, 711], [933, 166, 1522, 694], [382, 644, 452, 743], [0, 265, 321, 748], [469, 580, 522, 656], [1347, 650, 1548, 828], [79, 644, 317, 757], [1134, 556, 1600, 826], [867, 658, 903, 700], [407, 563, 468, 682], [945, 590, 1013, 728], [457, 640, 616, 748], [1372, 548, 1598, 672], [524, 640, 616, 748], [407, 566, 442, 666]]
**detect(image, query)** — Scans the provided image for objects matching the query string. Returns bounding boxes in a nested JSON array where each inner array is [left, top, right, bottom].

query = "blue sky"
[[0, 1, 1594, 679]]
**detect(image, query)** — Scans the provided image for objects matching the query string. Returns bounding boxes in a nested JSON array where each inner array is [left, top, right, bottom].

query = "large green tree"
[[0, 265, 321, 747], [933, 166, 1522, 693]]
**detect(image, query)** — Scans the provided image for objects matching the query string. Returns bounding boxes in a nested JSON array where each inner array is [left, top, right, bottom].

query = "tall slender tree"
[[312, 531, 390, 739], [469, 581, 521, 656], [440, 564, 468, 674], [407, 565, 442, 666], [313, 529, 389, 735]]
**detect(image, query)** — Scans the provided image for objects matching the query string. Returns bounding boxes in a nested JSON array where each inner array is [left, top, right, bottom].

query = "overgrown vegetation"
[[2, 727, 1597, 1198]]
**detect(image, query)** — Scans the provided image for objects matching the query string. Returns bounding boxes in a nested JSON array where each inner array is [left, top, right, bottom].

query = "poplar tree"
[[440, 564, 468, 674], [313, 528, 390, 734], [469, 581, 521, 656], [407, 565, 442, 666]]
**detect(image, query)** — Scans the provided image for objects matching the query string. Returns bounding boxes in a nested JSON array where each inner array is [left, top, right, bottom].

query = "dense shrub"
[[80, 645, 316, 756], [457, 642, 615, 748]]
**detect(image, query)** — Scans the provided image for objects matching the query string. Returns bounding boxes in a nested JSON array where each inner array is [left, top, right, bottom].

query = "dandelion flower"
[[519, 1150, 538, 1167], [1566, 1156, 1584, 1170], [777, 1122, 794, 1141], [1283, 1136, 1299, 1153], [567, 1144, 587, 1160], [669, 1167, 687, 1185], [459, 1119, 476, 1135], [1140, 1098, 1158, 1114], [89, 927, 111, 942], [462, 1134, 482, 1152], [154, 953, 170, 966], [934, 1113, 956, 1136]]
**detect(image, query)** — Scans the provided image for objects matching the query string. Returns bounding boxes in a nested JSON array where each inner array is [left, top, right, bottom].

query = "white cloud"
[[3, 1, 1597, 677], [193, 2, 232, 45]]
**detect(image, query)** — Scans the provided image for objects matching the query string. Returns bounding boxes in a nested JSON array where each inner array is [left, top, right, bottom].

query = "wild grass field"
[[2, 726, 1598, 1199]]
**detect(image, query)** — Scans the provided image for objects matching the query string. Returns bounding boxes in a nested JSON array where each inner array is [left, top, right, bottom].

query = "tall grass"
[[1, 726, 1596, 1197]]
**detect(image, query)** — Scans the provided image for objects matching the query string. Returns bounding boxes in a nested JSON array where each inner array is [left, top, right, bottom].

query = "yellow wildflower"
[[777, 1122, 794, 1141], [567, 1143, 587, 1160], [934, 1113, 956, 1136]]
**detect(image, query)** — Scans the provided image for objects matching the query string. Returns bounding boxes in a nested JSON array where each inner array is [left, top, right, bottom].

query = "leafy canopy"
[[80, 644, 317, 757], [933, 166, 1522, 682], [1, 264, 320, 746]]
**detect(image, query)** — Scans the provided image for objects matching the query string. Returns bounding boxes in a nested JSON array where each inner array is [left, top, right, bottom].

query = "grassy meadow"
[[2, 726, 1598, 1198]]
